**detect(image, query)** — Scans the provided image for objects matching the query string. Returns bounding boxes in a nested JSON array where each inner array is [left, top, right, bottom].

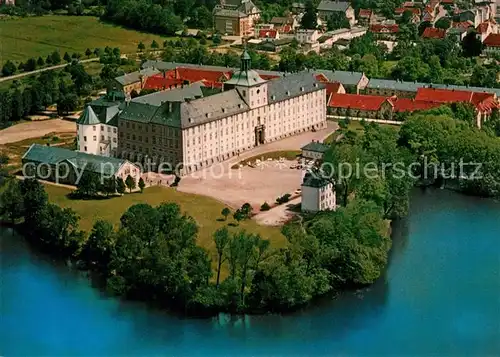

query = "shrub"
[[260, 202, 271, 211]]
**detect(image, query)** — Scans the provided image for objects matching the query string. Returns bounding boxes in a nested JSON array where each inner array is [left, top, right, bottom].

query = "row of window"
[[82, 136, 117, 143]]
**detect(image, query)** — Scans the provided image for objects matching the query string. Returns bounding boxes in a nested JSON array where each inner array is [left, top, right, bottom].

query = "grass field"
[[0, 15, 175, 65], [44, 185, 287, 274]]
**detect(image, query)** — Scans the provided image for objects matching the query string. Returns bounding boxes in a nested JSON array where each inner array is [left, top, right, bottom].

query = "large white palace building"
[[77, 50, 327, 175]]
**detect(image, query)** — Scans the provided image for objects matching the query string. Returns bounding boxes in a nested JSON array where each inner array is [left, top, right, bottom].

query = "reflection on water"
[[1, 189, 500, 356]]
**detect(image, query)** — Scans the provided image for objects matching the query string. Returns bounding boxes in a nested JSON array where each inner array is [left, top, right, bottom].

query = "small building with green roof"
[[22, 144, 141, 187], [301, 141, 330, 160]]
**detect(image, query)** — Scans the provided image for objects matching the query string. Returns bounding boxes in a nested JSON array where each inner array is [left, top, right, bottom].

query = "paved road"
[[0, 58, 100, 83]]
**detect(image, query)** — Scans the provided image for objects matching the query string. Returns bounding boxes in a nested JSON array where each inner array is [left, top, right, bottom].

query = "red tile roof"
[[359, 9, 372, 18], [143, 76, 184, 90], [416, 87, 474, 103], [315, 73, 330, 83], [328, 93, 392, 111], [402, 1, 415, 7], [259, 29, 278, 39], [415, 88, 497, 113], [392, 98, 442, 112], [422, 27, 446, 39], [280, 24, 292, 33], [260, 74, 281, 80], [370, 24, 400, 33], [395, 7, 421, 15], [484, 33, 500, 47], [476, 21, 490, 34], [453, 21, 473, 30], [441, 0, 453, 4], [175, 67, 231, 85], [325, 82, 343, 96]]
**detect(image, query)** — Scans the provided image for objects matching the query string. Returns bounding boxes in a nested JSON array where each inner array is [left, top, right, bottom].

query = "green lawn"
[[44, 185, 286, 275], [232, 150, 301, 168], [325, 119, 400, 143], [0, 15, 175, 65]]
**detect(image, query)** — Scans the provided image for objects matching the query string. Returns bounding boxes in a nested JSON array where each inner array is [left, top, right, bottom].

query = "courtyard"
[[177, 121, 338, 216]]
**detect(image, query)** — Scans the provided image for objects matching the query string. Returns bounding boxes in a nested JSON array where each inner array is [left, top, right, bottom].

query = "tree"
[[101, 177, 116, 197], [85, 48, 92, 58], [93, 48, 102, 57], [0, 179, 24, 223], [19, 178, 48, 226], [63, 52, 72, 63], [138, 177, 145, 193], [24, 58, 37, 72], [327, 12, 350, 31], [116, 177, 126, 194], [75, 168, 100, 198], [301, 0, 318, 29], [233, 210, 244, 225], [221, 207, 231, 221], [240, 202, 253, 219], [51, 51, 62, 65], [125, 175, 135, 193], [80, 220, 115, 268], [462, 31, 483, 57], [212, 34, 221, 45], [435, 17, 451, 30], [137, 42, 146, 52], [37, 56, 45, 67], [151, 40, 159, 49], [213, 226, 230, 287], [2, 60, 17, 77], [45, 54, 53, 65]]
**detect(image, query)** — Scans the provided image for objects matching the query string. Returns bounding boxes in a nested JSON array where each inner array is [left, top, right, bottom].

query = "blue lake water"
[[1, 189, 500, 356]]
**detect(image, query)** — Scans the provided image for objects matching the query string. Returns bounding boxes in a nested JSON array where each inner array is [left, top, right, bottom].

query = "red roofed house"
[[315, 73, 330, 83], [476, 21, 498, 42], [143, 75, 184, 91], [259, 29, 280, 40], [370, 24, 400, 34], [328, 93, 395, 119], [483, 33, 500, 55], [415, 87, 499, 127], [422, 27, 446, 39], [391, 98, 442, 113], [159, 67, 232, 89], [358, 9, 375, 25]]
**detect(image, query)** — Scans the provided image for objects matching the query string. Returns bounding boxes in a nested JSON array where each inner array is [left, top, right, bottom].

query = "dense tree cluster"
[[161, 41, 273, 70], [0, 62, 96, 126]]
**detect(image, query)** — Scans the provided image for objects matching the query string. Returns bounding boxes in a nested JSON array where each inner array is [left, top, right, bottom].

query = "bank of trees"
[[2, 112, 499, 314]]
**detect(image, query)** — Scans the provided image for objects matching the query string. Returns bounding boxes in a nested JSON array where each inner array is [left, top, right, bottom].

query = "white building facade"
[[76, 92, 123, 157], [301, 172, 336, 212]]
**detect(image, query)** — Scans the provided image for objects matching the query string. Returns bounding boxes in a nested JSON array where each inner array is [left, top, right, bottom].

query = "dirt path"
[[0, 119, 76, 145], [253, 197, 302, 226]]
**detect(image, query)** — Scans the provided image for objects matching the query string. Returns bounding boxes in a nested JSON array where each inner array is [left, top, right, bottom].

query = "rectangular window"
[[84, 146, 87, 151], [93, 126, 96, 131], [113, 128, 117, 134], [101, 135, 104, 141], [101, 126, 104, 131], [93, 136, 96, 141], [113, 138, 117, 143], [83, 136, 87, 142]]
